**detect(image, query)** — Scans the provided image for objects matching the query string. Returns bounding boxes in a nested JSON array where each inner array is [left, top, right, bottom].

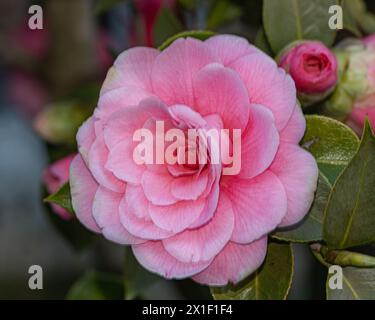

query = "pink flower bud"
[[279, 41, 338, 106], [43, 154, 76, 220]]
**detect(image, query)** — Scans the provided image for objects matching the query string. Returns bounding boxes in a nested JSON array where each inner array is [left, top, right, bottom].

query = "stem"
[[311, 243, 375, 268]]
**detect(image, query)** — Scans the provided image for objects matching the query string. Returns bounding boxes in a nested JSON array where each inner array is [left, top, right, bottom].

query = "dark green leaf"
[[153, 7, 184, 47], [341, 0, 362, 37], [158, 30, 216, 51], [263, 0, 338, 54], [211, 242, 293, 300], [254, 28, 273, 56], [301, 115, 360, 185], [44, 182, 73, 214], [326, 267, 375, 300], [67, 270, 124, 300], [273, 172, 331, 243], [324, 121, 375, 249], [124, 248, 161, 300]]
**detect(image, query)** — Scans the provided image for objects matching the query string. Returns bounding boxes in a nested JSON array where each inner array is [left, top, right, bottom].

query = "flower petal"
[[70, 155, 100, 233], [230, 53, 296, 130], [163, 193, 234, 263], [280, 104, 306, 143], [132, 241, 212, 279], [270, 143, 319, 227], [192, 237, 267, 286], [222, 171, 287, 244], [92, 186, 144, 244]]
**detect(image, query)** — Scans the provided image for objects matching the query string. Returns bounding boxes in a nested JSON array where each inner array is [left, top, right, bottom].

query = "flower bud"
[[278, 41, 338, 106], [43, 154, 76, 220]]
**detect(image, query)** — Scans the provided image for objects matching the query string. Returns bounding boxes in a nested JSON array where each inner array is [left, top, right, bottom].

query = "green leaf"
[[158, 30, 216, 51], [67, 270, 124, 300], [263, 0, 338, 54], [124, 248, 161, 300], [207, 0, 242, 30], [324, 121, 375, 249], [326, 267, 375, 300], [341, 0, 362, 37], [273, 172, 331, 243], [254, 28, 273, 56], [153, 7, 184, 47], [301, 115, 360, 185], [211, 242, 293, 300], [44, 182, 73, 215]]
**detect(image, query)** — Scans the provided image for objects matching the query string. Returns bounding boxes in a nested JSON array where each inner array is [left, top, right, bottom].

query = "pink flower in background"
[[279, 41, 338, 105], [43, 154, 76, 220], [70, 35, 318, 285], [134, 0, 176, 46]]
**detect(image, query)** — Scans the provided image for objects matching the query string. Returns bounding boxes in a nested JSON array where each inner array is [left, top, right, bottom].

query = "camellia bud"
[[277, 41, 338, 107], [43, 154, 76, 220], [327, 38, 375, 130]]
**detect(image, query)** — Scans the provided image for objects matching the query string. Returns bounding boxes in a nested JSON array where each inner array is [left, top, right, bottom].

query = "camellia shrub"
[[41, 0, 375, 300]]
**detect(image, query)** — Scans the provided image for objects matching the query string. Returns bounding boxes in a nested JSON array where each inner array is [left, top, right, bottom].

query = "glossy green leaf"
[[124, 248, 161, 300], [326, 267, 375, 300], [341, 0, 362, 37], [158, 30, 216, 51], [301, 115, 360, 185], [153, 7, 184, 47], [324, 121, 375, 249], [44, 182, 73, 215], [263, 0, 338, 54], [67, 270, 124, 300], [273, 173, 331, 243], [211, 242, 293, 300]]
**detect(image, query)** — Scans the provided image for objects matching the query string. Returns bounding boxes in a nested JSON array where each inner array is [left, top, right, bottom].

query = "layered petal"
[[193, 63, 250, 131], [163, 193, 234, 263], [192, 237, 267, 286], [230, 53, 296, 130], [222, 171, 287, 244], [76, 116, 96, 165], [70, 155, 100, 233], [280, 104, 306, 143], [239, 104, 279, 179], [93, 186, 144, 244], [132, 241, 212, 279], [152, 37, 217, 106], [270, 143, 319, 227]]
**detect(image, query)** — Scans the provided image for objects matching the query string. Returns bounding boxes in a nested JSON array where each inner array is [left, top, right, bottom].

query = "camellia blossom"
[[43, 154, 76, 220], [70, 35, 318, 286], [279, 41, 338, 106]]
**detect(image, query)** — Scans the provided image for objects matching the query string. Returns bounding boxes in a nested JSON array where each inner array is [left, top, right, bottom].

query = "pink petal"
[[280, 104, 306, 143], [148, 198, 206, 233], [106, 139, 145, 184], [92, 186, 144, 244], [270, 143, 319, 227], [77, 116, 96, 165], [163, 193, 234, 263], [192, 237, 268, 286], [239, 104, 279, 179], [171, 172, 208, 200], [142, 169, 177, 205], [132, 241, 212, 279], [222, 171, 287, 244], [151, 37, 217, 106], [69, 155, 100, 233], [100, 47, 159, 95], [230, 53, 296, 130], [88, 134, 125, 192], [119, 195, 172, 240], [204, 34, 259, 65], [126, 184, 150, 220], [193, 63, 250, 131]]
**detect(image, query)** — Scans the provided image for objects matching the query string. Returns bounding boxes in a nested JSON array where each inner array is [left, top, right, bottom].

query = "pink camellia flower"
[[70, 35, 318, 286], [43, 154, 76, 220], [279, 41, 338, 106]]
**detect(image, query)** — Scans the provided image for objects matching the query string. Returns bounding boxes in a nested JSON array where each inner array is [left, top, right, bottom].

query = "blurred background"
[[0, 0, 374, 299]]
